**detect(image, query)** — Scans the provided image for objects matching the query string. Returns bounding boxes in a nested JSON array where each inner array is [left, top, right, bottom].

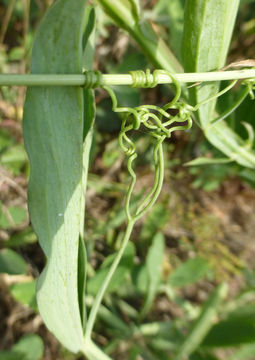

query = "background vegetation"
[[0, 0, 255, 359]]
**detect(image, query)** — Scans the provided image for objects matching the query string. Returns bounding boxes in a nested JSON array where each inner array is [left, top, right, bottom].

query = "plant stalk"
[[85, 218, 135, 342], [95, 0, 183, 73], [0, 69, 254, 86]]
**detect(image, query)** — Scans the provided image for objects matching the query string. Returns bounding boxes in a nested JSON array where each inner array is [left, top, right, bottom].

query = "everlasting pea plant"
[[0, 0, 254, 358]]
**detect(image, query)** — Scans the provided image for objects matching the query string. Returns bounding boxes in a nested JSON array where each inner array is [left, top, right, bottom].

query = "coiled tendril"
[[83, 70, 102, 89], [244, 78, 255, 99], [104, 70, 193, 222], [86, 70, 255, 342]]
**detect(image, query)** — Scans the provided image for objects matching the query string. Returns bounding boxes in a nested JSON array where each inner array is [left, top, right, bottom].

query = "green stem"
[[130, 25, 183, 73], [211, 85, 250, 125], [0, 0, 15, 44], [95, 0, 182, 73], [85, 218, 135, 342], [0, 69, 255, 86], [193, 79, 238, 111], [83, 338, 113, 360], [134, 140, 164, 221]]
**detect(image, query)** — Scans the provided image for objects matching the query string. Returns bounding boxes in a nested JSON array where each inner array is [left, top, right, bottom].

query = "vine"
[[84, 70, 255, 346]]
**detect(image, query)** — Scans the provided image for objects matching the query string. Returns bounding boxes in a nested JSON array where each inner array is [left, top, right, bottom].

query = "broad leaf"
[[203, 306, 255, 347], [169, 257, 211, 288], [23, 0, 95, 352], [0, 335, 44, 360], [0, 248, 27, 275], [0, 203, 27, 229], [10, 281, 37, 310]]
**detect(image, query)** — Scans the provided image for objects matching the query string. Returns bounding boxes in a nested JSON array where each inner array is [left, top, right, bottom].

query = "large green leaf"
[[23, 0, 95, 352], [182, 0, 240, 126], [181, 1, 255, 168]]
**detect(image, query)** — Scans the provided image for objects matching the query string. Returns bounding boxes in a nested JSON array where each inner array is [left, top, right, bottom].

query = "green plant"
[[1, 0, 255, 359]]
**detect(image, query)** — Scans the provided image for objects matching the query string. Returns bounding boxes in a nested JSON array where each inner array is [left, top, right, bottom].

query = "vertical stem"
[[22, 0, 30, 45], [17, 0, 31, 107], [130, 26, 183, 73], [96, 0, 183, 73], [85, 218, 135, 341], [0, 0, 16, 44]]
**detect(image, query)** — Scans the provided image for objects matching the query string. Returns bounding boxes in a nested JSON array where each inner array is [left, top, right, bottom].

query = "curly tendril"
[[103, 70, 193, 222], [103, 71, 254, 220], [82, 70, 102, 88], [243, 78, 255, 99]]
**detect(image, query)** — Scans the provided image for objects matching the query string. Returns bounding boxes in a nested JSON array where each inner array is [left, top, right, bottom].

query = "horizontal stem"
[[0, 69, 254, 86]]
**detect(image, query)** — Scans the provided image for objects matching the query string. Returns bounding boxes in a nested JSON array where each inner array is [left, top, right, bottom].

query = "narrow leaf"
[[174, 283, 228, 360], [140, 232, 165, 318], [185, 157, 233, 166], [167, 0, 185, 59], [204, 122, 255, 168], [4, 227, 37, 248]]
